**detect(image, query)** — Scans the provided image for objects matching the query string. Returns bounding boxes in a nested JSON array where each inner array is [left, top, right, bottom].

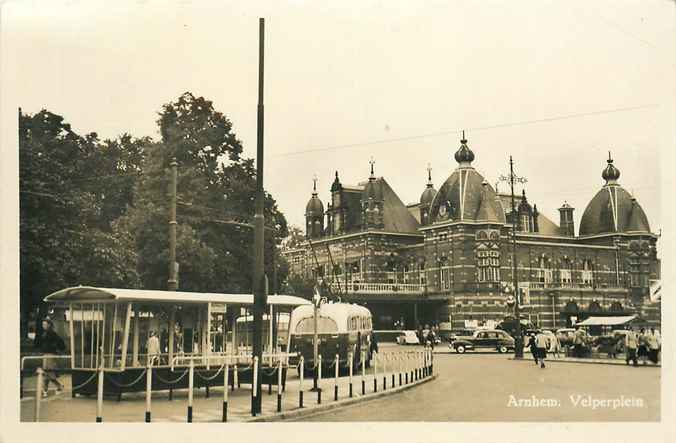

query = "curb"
[[245, 374, 437, 422], [509, 357, 660, 368]]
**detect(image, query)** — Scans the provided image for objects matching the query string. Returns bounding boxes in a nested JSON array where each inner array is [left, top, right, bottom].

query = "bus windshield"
[[293, 317, 338, 334]]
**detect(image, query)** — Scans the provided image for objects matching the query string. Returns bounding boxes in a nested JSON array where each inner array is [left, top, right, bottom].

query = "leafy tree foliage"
[[19, 110, 144, 320], [20, 92, 291, 327]]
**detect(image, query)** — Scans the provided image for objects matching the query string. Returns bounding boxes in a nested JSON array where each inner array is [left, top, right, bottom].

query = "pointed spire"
[[331, 170, 342, 192]]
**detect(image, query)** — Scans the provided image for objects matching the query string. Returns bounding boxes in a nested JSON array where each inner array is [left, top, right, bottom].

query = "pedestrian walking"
[[528, 332, 539, 365], [637, 328, 649, 365], [146, 331, 161, 365], [547, 332, 561, 359], [426, 329, 436, 350], [535, 331, 550, 368], [34, 317, 66, 396], [573, 325, 585, 358], [647, 328, 660, 365], [625, 327, 638, 367]]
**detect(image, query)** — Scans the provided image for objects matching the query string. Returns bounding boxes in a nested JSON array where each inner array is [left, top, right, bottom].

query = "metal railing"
[[328, 282, 425, 294]]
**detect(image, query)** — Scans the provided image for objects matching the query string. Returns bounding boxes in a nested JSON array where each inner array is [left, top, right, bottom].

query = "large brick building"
[[283, 137, 661, 331]]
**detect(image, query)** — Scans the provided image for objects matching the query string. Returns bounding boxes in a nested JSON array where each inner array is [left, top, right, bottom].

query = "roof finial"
[[461, 129, 467, 143], [369, 157, 375, 178], [608, 150, 613, 163], [312, 174, 318, 193], [427, 163, 432, 181]]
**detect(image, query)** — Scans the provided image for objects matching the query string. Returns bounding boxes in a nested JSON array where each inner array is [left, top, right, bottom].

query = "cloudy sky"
[[3, 0, 674, 233]]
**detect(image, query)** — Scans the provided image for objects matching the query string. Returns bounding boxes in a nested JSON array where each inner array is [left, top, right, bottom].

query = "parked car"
[[450, 329, 515, 353], [396, 330, 421, 345], [448, 329, 476, 343]]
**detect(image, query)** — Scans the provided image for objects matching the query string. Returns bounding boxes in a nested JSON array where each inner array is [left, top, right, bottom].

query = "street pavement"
[[20, 346, 431, 422], [299, 345, 660, 422]]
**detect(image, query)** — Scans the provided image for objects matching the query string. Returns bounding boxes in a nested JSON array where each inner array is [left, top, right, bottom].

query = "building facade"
[[283, 138, 661, 331]]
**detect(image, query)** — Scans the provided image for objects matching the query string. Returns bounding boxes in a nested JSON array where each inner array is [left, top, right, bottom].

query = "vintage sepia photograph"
[[1, 0, 674, 441]]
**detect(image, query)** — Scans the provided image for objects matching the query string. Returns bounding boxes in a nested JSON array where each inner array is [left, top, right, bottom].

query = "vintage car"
[[448, 329, 477, 343], [449, 329, 515, 353], [396, 330, 421, 345]]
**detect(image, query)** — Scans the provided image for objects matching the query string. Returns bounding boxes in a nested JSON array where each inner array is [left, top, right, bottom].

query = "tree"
[[19, 109, 144, 325], [123, 92, 289, 293]]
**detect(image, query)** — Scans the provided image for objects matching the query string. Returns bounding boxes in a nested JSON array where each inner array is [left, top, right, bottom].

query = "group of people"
[[624, 327, 661, 366], [415, 325, 438, 349]]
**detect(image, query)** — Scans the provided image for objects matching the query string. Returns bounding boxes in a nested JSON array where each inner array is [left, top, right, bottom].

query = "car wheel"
[[456, 345, 466, 354], [499, 345, 508, 354]]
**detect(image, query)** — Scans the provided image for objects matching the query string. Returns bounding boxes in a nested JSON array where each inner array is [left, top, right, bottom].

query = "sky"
[[2, 0, 674, 233]]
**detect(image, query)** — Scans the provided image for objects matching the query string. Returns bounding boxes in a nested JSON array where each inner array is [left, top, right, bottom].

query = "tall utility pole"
[[500, 156, 527, 358], [168, 157, 178, 291], [251, 17, 266, 416]]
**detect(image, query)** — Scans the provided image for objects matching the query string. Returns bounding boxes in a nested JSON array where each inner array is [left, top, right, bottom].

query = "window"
[[477, 244, 500, 282], [536, 257, 553, 284], [581, 260, 593, 285], [521, 214, 530, 232], [440, 267, 451, 290], [560, 259, 572, 285]]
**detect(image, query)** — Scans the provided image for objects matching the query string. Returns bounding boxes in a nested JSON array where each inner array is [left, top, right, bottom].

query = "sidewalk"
[[510, 355, 661, 367], [21, 353, 435, 422]]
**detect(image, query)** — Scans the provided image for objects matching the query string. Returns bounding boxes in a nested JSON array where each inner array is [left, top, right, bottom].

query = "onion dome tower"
[[429, 132, 505, 224], [579, 152, 650, 235], [305, 176, 325, 239], [419, 164, 437, 225]]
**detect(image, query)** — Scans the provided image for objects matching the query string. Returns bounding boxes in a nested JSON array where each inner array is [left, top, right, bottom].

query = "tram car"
[[42, 286, 310, 399], [288, 302, 373, 372]]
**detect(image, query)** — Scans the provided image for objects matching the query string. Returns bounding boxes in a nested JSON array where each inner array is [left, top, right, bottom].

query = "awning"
[[45, 286, 312, 307], [575, 315, 637, 326]]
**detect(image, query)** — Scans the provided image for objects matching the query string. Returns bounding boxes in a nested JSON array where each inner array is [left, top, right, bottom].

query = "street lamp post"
[[500, 156, 527, 358], [251, 17, 266, 415], [168, 158, 178, 291]]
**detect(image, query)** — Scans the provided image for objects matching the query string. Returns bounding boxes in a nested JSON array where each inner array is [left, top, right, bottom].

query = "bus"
[[288, 302, 373, 372]]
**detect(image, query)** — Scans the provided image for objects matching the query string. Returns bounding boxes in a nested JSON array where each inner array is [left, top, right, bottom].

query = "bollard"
[[430, 347, 434, 375], [145, 364, 152, 422], [252, 356, 259, 417], [317, 355, 322, 404], [96, 368, 104, 422], [405, 352, 409, 384], [399, 354, 402, 386], [299, 356, 304, 408], [382, 353, 387, 391], [34, 368, 44, 422], [187, 359, 194, 422], [233, 364, 238, 391], [348, 352, 353, 398], [277, 357, 283, 413], [391, 354, 396, 388], [223, 363, 229, 422], [373, 352, 378, 393], [334, 354, 339, 401], [361, 351, 366, 395]]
